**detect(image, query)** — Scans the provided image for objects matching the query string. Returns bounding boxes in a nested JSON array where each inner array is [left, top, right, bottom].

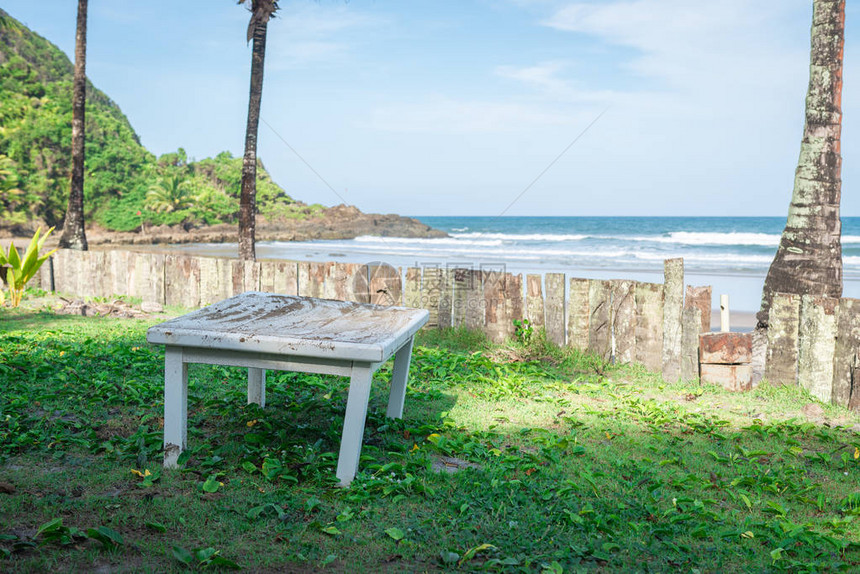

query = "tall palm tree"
[[237, 0, 279, 261], [757, 0, 844, 328], [58, 0, 89, 250]]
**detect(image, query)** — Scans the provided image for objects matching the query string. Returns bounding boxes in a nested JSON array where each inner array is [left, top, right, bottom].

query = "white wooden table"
[[146, 291, 428, 486]]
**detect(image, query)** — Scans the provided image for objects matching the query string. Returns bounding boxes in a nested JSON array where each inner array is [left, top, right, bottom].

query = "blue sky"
[[6, 0, 860, 217]]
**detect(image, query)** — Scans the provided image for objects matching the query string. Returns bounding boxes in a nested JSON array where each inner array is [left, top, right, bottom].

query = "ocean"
[[172, 216, 860, 312]]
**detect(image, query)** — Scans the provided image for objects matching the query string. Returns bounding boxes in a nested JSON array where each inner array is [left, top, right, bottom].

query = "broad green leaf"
[[195, 547, 217, 562], [321, 525, 341, 536], [171, 545, 194, 565], [36, 518, 63, 536], [6, 242, 20, 270], [202, 475, 221, 493], [384, 527, 405, 541], [439, 551, 460, 565], [86, 526, 123, 548]]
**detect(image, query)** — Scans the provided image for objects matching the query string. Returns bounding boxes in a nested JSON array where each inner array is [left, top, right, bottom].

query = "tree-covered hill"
[[0, 8, 312, 233]]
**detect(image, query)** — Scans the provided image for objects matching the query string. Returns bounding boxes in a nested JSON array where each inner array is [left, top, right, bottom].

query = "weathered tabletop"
[[146, 291, 429, 485]]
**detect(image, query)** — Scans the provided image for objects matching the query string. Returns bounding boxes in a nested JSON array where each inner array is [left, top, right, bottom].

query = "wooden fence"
[[36, 248, 860, 410], [765, 293, 860, 410], [38, 249, 711, 379]]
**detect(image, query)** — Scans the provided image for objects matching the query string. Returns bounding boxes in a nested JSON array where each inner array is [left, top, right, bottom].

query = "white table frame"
[[147, 292, 427, 486]]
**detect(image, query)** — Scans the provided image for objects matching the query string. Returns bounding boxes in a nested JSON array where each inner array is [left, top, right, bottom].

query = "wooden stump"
[[699, 332, 753, 391]]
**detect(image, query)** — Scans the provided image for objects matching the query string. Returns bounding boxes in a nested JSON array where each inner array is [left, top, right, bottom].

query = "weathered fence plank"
[[634, 282, 663, 371], [165, 254, 200, 308], [422, 268, 442, 327], [764, 293, 800, 385], [680, 307, 702, 381], [685, 285, 712, 333], [404, 267, 422, 308], [326, 262, 350, 301], [567, 278, 590, 351], [464, 269, 484, 330], [545, 273, 565, 345], [198, 257, 222, 305], [451, 268, 471, 327], [588, 279, 611, 361], [505, 273, 524, 335], [437, 269, 453, 328], [484, 271, 507, 343], [832, 298, 860, 409], [526, 274, 545, 328], [798, 295, 838, 403], [369, 264, 402, 306], [611, 279, 636, 364], [662, 258, 684, 381]]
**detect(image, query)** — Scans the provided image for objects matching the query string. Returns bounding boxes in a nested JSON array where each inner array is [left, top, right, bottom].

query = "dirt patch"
[[94, 416, 140, 441]]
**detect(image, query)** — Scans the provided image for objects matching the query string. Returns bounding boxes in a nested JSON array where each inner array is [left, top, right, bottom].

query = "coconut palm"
[[145, 174, 196, 214], [757, 0, 845, 328], [58, 0, 88, 250], [237, 0, 279, 261]]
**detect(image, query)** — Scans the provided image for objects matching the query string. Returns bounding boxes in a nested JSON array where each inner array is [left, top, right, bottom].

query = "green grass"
[[2, 308, 860, 572]]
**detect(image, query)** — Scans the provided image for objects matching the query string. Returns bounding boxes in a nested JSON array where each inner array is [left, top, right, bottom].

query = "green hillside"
[[0, 8, 309, 233]]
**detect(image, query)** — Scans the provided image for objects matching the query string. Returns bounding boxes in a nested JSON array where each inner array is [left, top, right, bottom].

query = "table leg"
[[336, 363, 373, 486], [386, 336, 415, 419], [163, 346, 188, 468], [248, 368, 266, 408]]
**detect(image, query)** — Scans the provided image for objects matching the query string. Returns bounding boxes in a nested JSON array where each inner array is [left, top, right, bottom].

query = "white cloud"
[[543, 0, 808, 94]]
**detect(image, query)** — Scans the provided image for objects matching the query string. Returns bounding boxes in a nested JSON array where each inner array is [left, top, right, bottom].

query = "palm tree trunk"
[[238, 18, 268, 261], [757, 0, 844, 328], [58, 0, 88, 251]]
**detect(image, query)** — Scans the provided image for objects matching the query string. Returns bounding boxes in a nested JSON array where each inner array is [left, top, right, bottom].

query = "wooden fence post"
[[545, 273, 566, 345], [797, 295, 837, 403], [611, 279, 636, 364], [464, 269, 484, 331], [438, 268, 453, 328], [483, 270, 507, 343], [526, 274, 545, 328], [680, 307, 702, 381], [634, 282, 663, 371], [764, 293, 800, 386], [832, 298, 860, 409], [567, 278, 590, 351], [588, 279, 611, 361], [685, 285, 712, 333], [662, 258, 684, 382]]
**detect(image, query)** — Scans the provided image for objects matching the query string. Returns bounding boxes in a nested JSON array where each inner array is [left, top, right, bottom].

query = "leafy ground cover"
[[1, 305, 860, 572]]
